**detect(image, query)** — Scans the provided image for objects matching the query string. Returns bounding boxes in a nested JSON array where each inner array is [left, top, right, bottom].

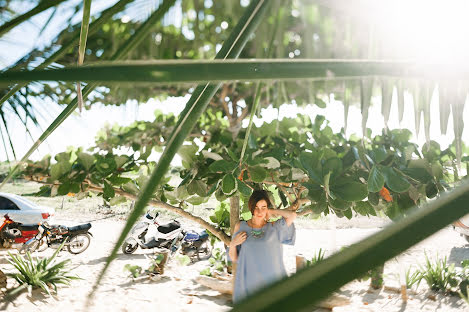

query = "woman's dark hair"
[[248, 190, 272, 214]]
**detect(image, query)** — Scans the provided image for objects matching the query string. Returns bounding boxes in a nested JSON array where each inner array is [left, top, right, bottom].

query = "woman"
[[229, 189, 297, 303]]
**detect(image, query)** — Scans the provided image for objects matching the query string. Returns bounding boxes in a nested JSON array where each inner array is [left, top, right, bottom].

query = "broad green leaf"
[[401, 168, 433, 184], [249, 166, 268, 183], [367, 165, 384, 193], [115, 155, 129, 169], [109, 196, 127, 206], [222, 174, 237, 195], [299, 151, 322, 184], [122, 182, 139, 195], [331, 182, 368, 202], [103, 181, 115, 200], [209, 160, 237, 173], [202, 150, 223, 160], [329, 197, 351, 211], [238, 180, 252, 197], [49, 161, 72, 182], [77, 152, 95, 171], [261, 157, 281, 169], [322, 157, 342, 180], [380, 166, 411, 193], [187, 180, 207, 197], [178, 144, 198, 169], [107, 176, 132, 186]]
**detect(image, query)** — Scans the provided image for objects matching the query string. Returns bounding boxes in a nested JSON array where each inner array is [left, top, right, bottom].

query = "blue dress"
[[231, 218, 296, 303]]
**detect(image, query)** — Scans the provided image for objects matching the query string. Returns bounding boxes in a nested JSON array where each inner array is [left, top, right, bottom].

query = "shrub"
[[6, 242, 79, 297]]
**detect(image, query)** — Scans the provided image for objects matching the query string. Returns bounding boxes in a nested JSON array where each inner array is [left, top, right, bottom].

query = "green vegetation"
[[6, 242, 79, 297]]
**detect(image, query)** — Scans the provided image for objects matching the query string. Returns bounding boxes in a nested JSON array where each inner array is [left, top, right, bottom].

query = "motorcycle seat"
[[67, 223, 92, 233], [157, 221, 180, 234], [17, 224, 39, 231]]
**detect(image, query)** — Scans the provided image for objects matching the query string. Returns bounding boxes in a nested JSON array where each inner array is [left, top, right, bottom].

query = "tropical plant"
[[418, 253, 459, 293], [200, 247, 226, 277], [123, 264, 142, 279], [306, 248, 326, 267], [6, 242, 79, 297]]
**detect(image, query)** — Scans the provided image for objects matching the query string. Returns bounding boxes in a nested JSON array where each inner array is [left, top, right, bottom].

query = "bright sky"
[[2, 0, 469, 162]]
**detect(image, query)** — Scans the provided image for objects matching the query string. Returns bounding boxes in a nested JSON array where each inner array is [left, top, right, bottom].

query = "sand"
[[1, 211, 469, 312]]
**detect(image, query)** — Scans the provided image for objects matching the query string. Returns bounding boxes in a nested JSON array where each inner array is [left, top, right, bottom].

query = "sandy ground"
[[1, 211, 469, 312]]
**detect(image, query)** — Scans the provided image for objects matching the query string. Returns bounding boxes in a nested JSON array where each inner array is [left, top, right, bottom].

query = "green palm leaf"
[[0, 0, 175, 189], [0, 0, 135, 108], [0, 0, 67, 37], [3, 60, 469, 84]]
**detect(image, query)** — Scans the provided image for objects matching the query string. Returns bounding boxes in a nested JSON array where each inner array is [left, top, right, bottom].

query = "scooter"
[[122, 211, 184, 255], [22, 221, 92, 254], [0, 214, 44, 251], [122, 211, 212, 261]]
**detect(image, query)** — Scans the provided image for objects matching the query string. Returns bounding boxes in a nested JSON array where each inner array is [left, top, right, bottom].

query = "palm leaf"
[[233, 179, 469, 311], [88, 0, 271, 301], [438, 82, 451, 135], [0, 0, 135, 108], [3, 60, 469, 84], [0, 0, 175, 189], [76, 0, 92, 112], [0, 0, 68, 37]]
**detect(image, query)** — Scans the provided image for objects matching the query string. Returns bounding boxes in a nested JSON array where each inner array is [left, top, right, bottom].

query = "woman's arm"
[[228, 222, 246, 262], [268, 209, 297, 226]]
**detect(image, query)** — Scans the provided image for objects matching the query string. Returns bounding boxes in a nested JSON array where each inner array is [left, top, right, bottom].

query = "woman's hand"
[[231, 231, 247, 246]]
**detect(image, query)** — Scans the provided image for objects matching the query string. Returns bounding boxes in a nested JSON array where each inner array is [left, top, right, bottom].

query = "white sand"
[[1, 212, 469, 312]]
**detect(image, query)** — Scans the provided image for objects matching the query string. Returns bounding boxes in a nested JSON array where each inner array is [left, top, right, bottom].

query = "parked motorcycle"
[[22, 221, 92, 254], [0, 214, 45, 251], [122, 211, 212, 261]]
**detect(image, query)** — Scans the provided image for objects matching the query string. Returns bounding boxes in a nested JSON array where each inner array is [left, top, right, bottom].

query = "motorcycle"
[[453, 214, 469, 243], [0, 214, 45, 251], [22, 221, 93, 254], [122, 211, 212, 261]]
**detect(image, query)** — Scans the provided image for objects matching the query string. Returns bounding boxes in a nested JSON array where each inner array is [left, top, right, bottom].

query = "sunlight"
[[377, 0, 469, 63]]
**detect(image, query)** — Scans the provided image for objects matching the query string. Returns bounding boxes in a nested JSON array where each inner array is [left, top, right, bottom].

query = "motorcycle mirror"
[[145, 213, 153, 220], [154, 212, 159, 218]]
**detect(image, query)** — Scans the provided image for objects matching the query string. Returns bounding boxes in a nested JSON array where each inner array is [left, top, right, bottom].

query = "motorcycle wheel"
[[197, 240, 213, 261], [20, 239, 40, 254], [122, 240, 139, 254], [67, 233, 91, 254], [37, 237, 48, 252]]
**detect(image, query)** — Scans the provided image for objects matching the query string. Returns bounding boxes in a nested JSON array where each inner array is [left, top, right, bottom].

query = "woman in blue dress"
[[228, 189, 297, 303]]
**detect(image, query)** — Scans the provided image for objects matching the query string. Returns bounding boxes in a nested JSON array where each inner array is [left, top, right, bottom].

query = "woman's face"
[[253, 199, 268, 219]]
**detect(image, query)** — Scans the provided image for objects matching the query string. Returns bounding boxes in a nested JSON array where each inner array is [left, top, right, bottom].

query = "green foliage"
[[209, 202, 230, 233], [6, 242, 79, 296], [418, 253, 459, 293], [305, 249, 326, 267], [200, 248, 226, 277], [123, 264, 142, 279]]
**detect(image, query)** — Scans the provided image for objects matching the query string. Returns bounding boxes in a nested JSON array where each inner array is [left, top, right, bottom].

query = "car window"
[[0, 196, 20, 210], [14, 196, 37, 207]]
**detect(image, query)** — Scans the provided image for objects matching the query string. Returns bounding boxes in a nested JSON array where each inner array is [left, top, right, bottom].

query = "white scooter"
[[122, 211, 184, 255]]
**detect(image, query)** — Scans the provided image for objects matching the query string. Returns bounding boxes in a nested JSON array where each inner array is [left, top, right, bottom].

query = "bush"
[[6, 242, 79, 297]]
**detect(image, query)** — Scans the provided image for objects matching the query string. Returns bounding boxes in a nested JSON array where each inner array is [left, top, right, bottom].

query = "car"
[[0, 192, 55, 224]]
